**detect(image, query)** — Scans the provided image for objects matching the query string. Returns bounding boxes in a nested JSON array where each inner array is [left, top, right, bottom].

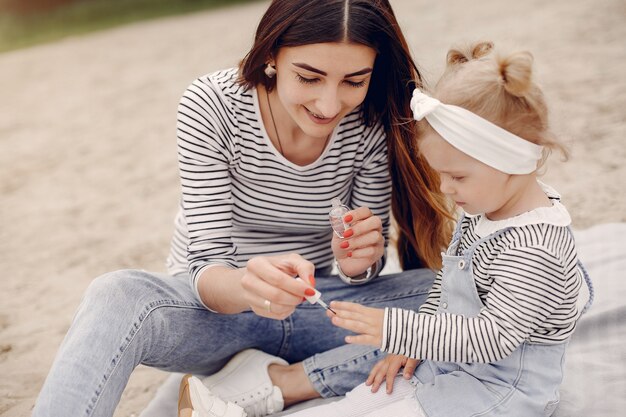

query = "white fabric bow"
[[408, 88, 544, 175], [410, 88, 441, 121]]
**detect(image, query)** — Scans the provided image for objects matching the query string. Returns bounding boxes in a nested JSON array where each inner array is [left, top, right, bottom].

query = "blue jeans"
[[32, 268, 434, 417]]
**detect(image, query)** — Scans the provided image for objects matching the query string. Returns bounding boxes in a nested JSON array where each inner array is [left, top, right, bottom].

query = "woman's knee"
[[82, 269, 160, 314]]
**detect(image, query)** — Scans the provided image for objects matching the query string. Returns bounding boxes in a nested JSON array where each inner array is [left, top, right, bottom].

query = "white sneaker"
[[201, 349, 288, 417], [178, 374, 247, 417]]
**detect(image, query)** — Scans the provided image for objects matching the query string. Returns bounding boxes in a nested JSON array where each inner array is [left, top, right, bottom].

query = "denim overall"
[[411, 219, 594, 417]]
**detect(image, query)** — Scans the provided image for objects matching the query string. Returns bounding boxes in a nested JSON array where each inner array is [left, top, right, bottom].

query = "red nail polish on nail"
[[340, 241, 349, 249], [305, 288, 316, 297], [347, 251, 353, 257], [343, 229, 354, 238], [344, 214, 353, 223], [309, 275, 316, 286]]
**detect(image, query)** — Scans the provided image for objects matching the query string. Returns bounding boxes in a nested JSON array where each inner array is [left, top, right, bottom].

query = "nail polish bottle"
[[329, 197, 350, 238]]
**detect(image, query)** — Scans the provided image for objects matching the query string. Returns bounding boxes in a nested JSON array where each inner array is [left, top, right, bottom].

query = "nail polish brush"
[[296, 278, 336, 314]]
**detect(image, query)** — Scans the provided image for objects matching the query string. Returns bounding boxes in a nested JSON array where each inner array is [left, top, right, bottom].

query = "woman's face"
[[272, 42, 377, 140]]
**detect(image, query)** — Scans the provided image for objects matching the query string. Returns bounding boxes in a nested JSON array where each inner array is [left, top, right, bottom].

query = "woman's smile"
[[304, 106, 336, 125]]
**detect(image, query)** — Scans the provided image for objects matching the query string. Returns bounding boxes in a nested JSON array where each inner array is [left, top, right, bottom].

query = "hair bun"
[[499, 51, 534, 97], [446, 41, 494, 66]]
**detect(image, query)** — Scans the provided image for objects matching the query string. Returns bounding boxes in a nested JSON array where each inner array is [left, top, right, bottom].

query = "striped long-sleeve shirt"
[[382, 186, 584, 363], [166, 68, 392, 300]]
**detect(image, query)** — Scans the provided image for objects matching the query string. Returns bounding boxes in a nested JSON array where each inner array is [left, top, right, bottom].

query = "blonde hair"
[[431, 41, 568, 165]]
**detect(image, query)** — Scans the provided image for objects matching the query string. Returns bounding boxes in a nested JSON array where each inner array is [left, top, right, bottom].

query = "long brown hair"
[[239, 0, 453, 270]]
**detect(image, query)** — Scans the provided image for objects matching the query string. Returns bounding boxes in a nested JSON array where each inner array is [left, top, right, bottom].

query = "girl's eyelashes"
[[295, 74, 367, 88]]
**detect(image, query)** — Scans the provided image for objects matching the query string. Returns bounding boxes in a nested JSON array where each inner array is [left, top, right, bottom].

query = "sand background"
[[1, 0, 624, 415]]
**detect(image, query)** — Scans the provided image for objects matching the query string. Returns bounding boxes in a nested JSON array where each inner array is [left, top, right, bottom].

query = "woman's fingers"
[[343, 240, 384, 260], [333, 208, 384, 262], [242, 270, 300, 304], [339, 229, 383, 252], [346, 206, 375, 224], [247, 254, 314, 288], [243, 254, 317, 319]]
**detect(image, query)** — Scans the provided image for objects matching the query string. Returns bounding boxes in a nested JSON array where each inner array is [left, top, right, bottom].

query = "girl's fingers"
[[330, 301, 381, 319], [366, 361, 385, 387], [330, 307, 379, 331], [403, 359, 421, 378], [329, 300, 367, 313], [385, 372, 396, 394], [332, 315, 371, 334], [329, 302, 384, 345], [344, 333, 377, 345], [370, 366, 387, 393]]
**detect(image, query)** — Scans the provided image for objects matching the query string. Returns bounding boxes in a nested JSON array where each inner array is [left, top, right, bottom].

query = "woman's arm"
[[177, 77, 243, 308], [178, 77, 316, 317], [196, 266, 247, 313]]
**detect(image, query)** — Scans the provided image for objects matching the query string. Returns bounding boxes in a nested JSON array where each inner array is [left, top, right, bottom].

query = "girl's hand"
[[242, 254, 316, 320], [332, 206, 384, 277], [365, 354, 421, 394], [327, 301, 384, 346]]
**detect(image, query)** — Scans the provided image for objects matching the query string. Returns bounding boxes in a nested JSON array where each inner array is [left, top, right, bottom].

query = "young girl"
[[280, 41, 594, 417]]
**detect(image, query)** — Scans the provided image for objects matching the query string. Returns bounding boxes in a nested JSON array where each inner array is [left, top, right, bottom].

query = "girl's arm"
[[417, 269, 443, 315], [331, 244, 568, 363]]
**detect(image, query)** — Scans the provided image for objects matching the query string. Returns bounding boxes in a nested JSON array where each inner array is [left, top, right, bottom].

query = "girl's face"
[[272, 42, 377, 140], [419, 130, 520, 220]]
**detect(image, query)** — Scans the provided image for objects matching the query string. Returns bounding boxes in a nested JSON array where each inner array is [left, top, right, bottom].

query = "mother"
[[33, 1, 451, 416]]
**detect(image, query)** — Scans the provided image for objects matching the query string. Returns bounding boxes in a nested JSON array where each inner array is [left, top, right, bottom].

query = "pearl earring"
[[264, 64, 276, 78]]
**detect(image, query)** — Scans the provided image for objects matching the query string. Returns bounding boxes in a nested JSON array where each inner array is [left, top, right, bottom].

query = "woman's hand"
[[327, 301, 384, 346], [241, 254, 316, 320], [365, 354, 421, 394], [332, 206, 384, 277]]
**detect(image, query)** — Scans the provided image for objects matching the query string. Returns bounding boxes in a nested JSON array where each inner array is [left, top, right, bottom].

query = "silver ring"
[[263, 299, 272, 313]]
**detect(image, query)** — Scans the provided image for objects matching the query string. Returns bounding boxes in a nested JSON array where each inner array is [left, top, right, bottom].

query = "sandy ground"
[[0, 0, 624, 415]]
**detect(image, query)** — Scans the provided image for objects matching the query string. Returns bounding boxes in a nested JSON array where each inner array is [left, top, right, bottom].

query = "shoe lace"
[[241, 387, 278, 417]]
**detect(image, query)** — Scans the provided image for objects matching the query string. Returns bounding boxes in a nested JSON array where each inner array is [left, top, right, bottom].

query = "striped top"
[[166, 68, 391, 300], [382, 185, 584, 363]]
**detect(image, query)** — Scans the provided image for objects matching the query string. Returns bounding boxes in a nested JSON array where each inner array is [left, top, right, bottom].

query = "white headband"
[[411, 89, 543, 174]]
